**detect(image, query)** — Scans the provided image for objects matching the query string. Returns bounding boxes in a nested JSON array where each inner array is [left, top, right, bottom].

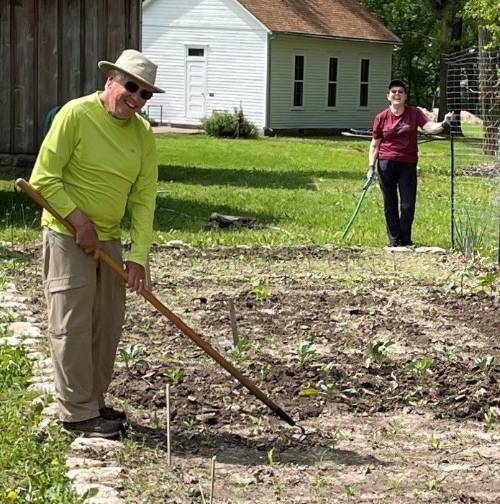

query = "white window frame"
[[359, 58, 370, 108], [292, 53, 305, 109], [326, 56, 339, 109]]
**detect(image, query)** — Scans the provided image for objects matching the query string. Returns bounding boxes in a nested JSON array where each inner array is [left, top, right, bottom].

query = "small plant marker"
[[210, 455, 216, 504], [199, 483, 207, 504], [166, 383, 171, 466], [228, 298, 239, 346]]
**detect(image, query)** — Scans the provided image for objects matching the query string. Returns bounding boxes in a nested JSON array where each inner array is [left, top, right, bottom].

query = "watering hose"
[[341, 173, 375, 240]]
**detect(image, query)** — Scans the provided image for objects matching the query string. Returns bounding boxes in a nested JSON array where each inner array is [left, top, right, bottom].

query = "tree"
[[463, 0, 500, 47]]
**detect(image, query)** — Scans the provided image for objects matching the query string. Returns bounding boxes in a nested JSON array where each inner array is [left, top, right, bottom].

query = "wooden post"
[[228, 299, 239, 346]]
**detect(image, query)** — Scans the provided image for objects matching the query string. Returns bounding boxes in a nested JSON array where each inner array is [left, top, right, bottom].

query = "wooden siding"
[[0, 0, 141, 156], [142, 0, 268, 128], [269, 34, 393, 130]]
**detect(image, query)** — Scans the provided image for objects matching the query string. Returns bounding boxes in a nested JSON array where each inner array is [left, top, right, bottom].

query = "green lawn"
[[0, 132, 497, 256]]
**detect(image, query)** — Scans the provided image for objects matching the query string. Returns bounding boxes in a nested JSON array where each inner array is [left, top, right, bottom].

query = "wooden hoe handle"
[[16, 178, 296, 427]]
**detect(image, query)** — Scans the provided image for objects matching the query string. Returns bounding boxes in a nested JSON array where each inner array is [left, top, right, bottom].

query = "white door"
[[185, 47, 207, 119]]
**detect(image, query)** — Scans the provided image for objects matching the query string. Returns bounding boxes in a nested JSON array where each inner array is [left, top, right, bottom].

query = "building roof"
[[237, 0, 401, 43]]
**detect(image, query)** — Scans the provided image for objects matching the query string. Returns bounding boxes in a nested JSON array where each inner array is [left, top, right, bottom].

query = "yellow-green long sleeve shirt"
[[30, 92, 158, 266]]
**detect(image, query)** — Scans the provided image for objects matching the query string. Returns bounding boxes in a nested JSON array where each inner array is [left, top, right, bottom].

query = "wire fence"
[[445, 47, 500, 262]]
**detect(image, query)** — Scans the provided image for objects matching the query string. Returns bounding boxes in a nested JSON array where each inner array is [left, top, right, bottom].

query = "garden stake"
[[165, 384, 171, 466], [16, 179, 297, 428], [198, 483, 207, 504], [341, 173, 375, 240], [209, 455, 216, 504], [228, 298, 239, 346]]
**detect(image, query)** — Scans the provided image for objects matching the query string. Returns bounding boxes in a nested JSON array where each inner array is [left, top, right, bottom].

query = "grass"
[[0, 345, 83, 503], [0, 132, 497, 256]]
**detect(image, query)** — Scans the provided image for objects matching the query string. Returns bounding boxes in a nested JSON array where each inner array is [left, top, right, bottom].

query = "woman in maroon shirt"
[[368, 79, 452, 247]]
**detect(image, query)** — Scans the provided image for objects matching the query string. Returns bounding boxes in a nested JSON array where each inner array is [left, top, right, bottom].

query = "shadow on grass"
[[158, 165, 362, 190], [153, 194, 277, 233], [126, 421, 387, 468]]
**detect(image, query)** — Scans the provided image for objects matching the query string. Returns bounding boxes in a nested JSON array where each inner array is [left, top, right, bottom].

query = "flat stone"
[[72, 483, 121, 499], [384, 246, 411, 253], [86, 497, 123, 504], [1, 301, 28, 310], [38, 417, 59, 430], [28, 382, 55, 394], [66, 457, 107, 469], [0, 293, 28, 303], [415, 246, 446, 254], [41, 403, 59, 417], [9, 322, 42, 338], [67, 466, 123, 484], [5, 283, 19, 292], [71, 437, 124, 455], [18, 338, 39, 347], [0, 336, 23, 346]]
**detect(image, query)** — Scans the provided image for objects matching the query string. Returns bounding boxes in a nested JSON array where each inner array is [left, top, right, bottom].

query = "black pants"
[[377, 159, 417, 246]]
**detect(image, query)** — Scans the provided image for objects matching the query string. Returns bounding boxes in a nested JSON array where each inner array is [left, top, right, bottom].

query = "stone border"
[[0, 282, 125, 503]]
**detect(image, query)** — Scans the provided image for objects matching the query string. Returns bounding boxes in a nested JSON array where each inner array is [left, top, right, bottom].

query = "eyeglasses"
[[123, 81, 153, 101], [390, 89, 405, 95]]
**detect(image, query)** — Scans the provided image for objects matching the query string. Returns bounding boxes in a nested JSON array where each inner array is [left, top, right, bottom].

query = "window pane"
[[360, 83, 368, 106], [294, 82, 303, 106], [329, 58, 338, 82], [188, 48, 204, 57], [295, 56, 304, 80], [361, 59, 369, 82], [328, 83, 337, 107]]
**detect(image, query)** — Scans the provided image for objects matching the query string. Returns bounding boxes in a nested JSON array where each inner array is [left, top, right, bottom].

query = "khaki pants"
[[43, 229, 125, 422]]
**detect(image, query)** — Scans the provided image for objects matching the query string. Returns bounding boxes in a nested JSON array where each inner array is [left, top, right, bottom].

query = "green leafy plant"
[[426, 474, 446, 492], [427, 433, 442, 451], [228, 337, 251, 363], [477, 271, 499, 296], [446, 262, 477, 297], [344, 484, 355, 497], [408, 356, 433, 377], [298, 386, 319, 397], [202, 109, 257, 138], [319, 382, 337, 396], [266, 447, 275, 466], [454, 211, 485, 259], [483, 408, 496, 432], [118, 343, 146, 371], [293, 340, 317, 366], [433, 340, 455, 359], [165, 367, 186, 385], [366, 339, 394, 367], [474, 355, 494, 375], [251, 278, 270, 301]]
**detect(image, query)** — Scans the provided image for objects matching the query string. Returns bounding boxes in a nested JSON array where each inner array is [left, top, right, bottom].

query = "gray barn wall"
[[0, 0, 141, 168]]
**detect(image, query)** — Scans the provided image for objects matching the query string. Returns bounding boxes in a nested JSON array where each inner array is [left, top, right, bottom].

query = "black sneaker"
[[61, 416, 123, 438], [99, 406, 127, 421]]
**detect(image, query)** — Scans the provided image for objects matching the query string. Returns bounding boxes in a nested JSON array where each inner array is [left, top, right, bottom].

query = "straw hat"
[[98, 49, 164, 93]]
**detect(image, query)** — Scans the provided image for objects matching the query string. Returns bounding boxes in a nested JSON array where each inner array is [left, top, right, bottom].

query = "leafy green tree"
[[463, 0, 500, 46]]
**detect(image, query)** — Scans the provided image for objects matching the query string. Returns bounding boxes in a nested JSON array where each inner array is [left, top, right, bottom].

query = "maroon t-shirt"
[[372, 106, 429, 163]]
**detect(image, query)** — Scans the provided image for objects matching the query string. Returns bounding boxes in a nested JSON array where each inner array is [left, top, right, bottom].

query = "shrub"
[[202, 109, 257, 138]]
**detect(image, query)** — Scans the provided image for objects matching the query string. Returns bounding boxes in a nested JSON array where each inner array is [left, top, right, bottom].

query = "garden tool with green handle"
[[341, 171, 375, 240]]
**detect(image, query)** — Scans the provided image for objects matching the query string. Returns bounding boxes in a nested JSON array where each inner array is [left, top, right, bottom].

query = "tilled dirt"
[[6, 244, 499, 503]]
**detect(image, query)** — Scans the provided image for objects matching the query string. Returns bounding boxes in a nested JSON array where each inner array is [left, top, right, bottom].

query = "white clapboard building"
[[142, 0, 400, 132]]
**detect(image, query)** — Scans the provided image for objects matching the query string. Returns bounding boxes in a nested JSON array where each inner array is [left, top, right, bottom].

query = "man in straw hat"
[[30, 49, 163, 438]]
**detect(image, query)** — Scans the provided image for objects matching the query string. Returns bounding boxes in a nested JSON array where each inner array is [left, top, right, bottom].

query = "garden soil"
[[9, 244, 499, 503]]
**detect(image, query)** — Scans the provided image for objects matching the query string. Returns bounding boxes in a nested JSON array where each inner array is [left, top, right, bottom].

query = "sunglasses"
[[390, 89, 405, 95], [123, 81, 153, 100]]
